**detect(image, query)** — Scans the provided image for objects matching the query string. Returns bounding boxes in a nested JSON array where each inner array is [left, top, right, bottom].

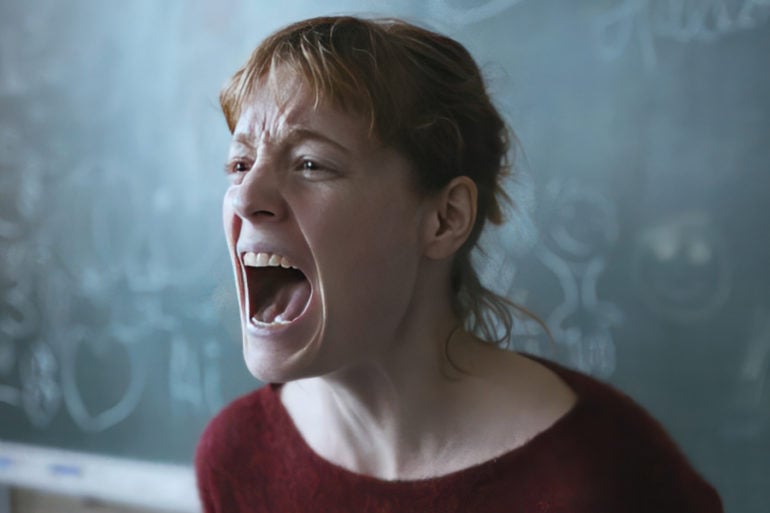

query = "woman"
[[196, 16, 722, 512]]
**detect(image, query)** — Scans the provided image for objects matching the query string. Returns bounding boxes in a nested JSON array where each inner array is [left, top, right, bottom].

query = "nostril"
[[230, 179, 284, 220]]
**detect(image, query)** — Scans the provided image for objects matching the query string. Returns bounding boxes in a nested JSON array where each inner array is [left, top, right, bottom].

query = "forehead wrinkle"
[[233, 93, 309, 151], [231, 132, 256, 150]]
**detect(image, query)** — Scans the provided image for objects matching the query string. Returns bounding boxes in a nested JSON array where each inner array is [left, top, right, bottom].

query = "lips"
[[241, 251, 312, 327]]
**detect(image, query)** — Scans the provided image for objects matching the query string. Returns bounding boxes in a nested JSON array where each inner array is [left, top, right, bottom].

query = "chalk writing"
[[595, 0, 770, 66], [428, 0, 525, 26]]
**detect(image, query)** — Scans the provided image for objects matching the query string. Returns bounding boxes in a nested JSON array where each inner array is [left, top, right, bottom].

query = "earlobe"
[[424, 176, 478, 260]]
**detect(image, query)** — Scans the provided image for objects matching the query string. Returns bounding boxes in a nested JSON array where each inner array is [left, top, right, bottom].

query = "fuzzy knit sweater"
[[195, 356, 722, 513]]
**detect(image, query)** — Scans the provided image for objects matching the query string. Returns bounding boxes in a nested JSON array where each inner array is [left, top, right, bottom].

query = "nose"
[[229, 159, 287, 222]]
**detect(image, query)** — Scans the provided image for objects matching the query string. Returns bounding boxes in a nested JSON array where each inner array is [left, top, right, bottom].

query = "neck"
[[279, 319, 578, 481], [281, 313, 472, 479]]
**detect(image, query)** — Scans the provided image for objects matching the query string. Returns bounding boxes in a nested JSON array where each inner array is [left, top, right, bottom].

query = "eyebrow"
[[230, 127, 351, 154], [231, 133, 255, 150]]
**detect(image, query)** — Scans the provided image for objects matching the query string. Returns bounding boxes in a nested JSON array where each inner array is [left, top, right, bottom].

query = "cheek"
[[310, 194, 421, 292], [222, 188, 240, 250], [309, 193, 417, 255]]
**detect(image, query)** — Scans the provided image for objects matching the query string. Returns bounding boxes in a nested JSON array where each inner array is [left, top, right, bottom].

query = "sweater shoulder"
[[195, 385, 275, 474], [531, 355, 682, 442], [529, 356, 723, 512], [195, 386, 281, 511]]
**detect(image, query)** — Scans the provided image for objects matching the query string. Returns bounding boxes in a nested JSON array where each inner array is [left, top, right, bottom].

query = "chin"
[[242, 343, 299, 384], [240, 323, 325, 384]]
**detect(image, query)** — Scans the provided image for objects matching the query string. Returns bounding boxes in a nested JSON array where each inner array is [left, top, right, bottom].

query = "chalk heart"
[[62, 328, 146, 432]]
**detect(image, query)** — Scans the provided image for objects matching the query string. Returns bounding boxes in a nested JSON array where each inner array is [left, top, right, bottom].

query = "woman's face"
[[223, 75, 431, 383]]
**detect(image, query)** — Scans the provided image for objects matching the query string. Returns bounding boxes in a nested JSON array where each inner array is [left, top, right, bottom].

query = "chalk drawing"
[[60, 326, 148, 432], [468, 169, 543, 347], [169, 333, 206, 413], [476, 170, 538, 296], [535, 180, 623, 377], [0, 128, 21, 240], [169, 335, 225, 414], [594, 0, 770, 66], [2, 163, 45, 231], [631, 211, 732, 323], [428, 0, 525, 26], [0, 242, 40, 343], [19, 342, 62, 428], [168, 298, 226, 414], [203, 339, 224, 412], [47, 156, 222, 304], [722, 305, 770, 438], [0, 282, 39, 342], [0, 335, 18, 418], [30, 268, 151, 433]]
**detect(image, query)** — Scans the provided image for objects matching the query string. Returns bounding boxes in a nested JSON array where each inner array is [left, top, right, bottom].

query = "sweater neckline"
[[265, 353, 589, 489]]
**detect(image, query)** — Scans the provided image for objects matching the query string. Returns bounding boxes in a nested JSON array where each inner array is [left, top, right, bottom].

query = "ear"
[[423, 176, 478, 260]]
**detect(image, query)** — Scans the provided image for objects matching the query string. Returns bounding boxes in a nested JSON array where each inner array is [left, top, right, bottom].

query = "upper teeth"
[[243, 252, 296, 269]]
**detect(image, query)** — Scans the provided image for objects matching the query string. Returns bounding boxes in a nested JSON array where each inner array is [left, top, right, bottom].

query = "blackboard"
[[1, 1, 768, 511]]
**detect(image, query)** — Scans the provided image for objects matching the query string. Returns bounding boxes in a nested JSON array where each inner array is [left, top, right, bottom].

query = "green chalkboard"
[[1, 2, 768, 512]]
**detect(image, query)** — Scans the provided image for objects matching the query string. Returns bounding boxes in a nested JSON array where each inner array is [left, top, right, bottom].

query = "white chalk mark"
[[740, 307, 770, 385], [594, 0, 770, 66], [428, 0, 525, 26], [543, 181, 619, 260], [19, 342, 62, 428], [582, 257, 624, 327], [60, 327, 147, 433], [169, 334, 205, 412], [594, 0, 647, 61], [168, 332, 226, 414], [537, 246, 581, 344], [532, 181, 623, 376], [203, 339, 224, 413], [722, 305, 770, 438], [0, 282, 40, 340], [632, 212, 732, 323]]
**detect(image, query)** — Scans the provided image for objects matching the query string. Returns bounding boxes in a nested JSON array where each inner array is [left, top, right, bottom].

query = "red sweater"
[[195, 357, 722, 512]]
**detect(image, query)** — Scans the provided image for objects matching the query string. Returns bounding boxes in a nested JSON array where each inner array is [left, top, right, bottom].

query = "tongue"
[[255, 277, 311, 323]]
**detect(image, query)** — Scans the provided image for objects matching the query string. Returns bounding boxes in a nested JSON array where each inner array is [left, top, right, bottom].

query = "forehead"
[[231, 72, 373, 151]]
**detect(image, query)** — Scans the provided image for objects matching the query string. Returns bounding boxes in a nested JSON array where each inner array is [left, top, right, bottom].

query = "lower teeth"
[[251, 315, 291, 326]]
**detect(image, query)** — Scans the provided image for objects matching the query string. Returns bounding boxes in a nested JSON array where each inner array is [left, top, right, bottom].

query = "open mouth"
[[242, 252, 312, 326]]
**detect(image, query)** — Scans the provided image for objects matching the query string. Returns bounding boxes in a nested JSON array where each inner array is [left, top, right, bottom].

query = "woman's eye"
[[225, 160, 250, 174], [300, 159, 320, 171]]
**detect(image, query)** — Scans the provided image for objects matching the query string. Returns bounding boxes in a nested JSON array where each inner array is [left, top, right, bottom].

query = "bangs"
[[219, 17, 409, 139]]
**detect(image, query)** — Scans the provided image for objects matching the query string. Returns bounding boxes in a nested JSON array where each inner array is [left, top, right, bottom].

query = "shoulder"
[[195, 385, 277, 475], [195, 386, 284, 511], [536, 356, 681, 452], [528, 355, 723, 512]]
